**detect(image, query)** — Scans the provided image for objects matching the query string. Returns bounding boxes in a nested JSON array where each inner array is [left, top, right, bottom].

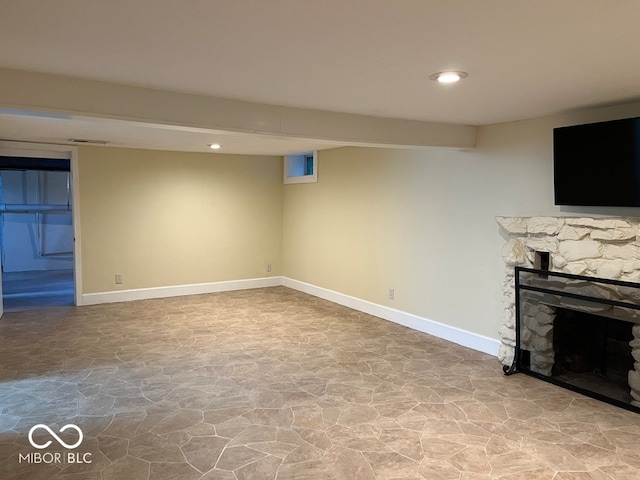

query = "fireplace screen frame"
[[506, 266, 640, 414]]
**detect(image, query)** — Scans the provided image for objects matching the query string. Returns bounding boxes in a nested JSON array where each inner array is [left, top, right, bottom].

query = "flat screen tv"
[[553, 117, 640, 207]]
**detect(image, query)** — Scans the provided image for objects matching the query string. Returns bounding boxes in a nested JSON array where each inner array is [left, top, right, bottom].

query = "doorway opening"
[[1, 156, 75, 312]]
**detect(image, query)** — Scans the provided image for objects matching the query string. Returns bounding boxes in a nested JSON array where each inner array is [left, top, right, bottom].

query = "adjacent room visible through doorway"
[[0, 157, 75, 312]]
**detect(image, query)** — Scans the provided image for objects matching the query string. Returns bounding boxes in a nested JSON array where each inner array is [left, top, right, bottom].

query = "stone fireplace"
[[497, 216, 640, 408]]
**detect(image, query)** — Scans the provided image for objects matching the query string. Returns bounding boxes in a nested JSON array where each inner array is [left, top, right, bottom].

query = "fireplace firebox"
[[505, 267, 640, 413]]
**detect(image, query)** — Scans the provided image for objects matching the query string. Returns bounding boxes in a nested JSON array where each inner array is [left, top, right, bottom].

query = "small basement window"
[[284, 151, 318, 184]]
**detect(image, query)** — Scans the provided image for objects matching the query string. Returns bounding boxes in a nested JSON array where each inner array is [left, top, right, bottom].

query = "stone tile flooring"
[[1, 287, 640, 479]]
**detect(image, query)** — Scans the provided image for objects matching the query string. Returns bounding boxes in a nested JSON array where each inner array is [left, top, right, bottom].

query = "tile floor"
[[1, 287, 640, 479]]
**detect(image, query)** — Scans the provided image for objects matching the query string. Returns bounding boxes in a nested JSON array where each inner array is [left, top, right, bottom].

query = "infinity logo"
[[28, 424, 83, 450]]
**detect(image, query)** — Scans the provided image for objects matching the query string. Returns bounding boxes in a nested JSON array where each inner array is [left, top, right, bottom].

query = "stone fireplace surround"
[[497, 216, 640, 405]]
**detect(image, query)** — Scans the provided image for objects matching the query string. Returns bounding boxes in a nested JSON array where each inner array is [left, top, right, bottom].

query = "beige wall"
[[78, 146, 282, 294], [283, 103, 640, 341], [283, 145, 513, 340], [74, 100, 640, 342]]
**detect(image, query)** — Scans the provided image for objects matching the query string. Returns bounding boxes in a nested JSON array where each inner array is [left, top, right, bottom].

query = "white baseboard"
[[282, 277, 500, 357], [80, 275, 499, 358], [81, 276, 283, 305]]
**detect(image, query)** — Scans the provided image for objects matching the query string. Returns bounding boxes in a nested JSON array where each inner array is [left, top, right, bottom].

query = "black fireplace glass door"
[[515, 267, 640, 413]]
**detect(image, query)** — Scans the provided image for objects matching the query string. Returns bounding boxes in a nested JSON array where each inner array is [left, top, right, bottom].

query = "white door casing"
[[0, 141, 82, 317]]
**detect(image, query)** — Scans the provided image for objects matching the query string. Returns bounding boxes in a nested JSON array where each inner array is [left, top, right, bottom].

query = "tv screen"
[[553, 117, 640, 207]]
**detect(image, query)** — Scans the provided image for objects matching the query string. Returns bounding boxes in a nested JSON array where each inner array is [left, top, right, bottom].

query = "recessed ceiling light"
[[429, 71, 468, 84], [208, 143, 221, 150]]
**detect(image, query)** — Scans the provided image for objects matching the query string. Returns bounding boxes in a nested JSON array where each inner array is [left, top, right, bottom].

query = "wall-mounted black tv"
[[553, 117, 640, 207]]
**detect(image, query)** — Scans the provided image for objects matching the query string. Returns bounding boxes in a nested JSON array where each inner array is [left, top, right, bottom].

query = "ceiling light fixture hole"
[[429, 71, 468, 84]]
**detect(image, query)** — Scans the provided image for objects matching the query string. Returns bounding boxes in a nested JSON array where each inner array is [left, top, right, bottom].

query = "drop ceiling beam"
[[0, 68, 475, 149]]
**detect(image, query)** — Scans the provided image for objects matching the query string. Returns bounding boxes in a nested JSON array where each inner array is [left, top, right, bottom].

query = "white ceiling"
[[1, 0, 640, 155], [0, 110, 350, 156]]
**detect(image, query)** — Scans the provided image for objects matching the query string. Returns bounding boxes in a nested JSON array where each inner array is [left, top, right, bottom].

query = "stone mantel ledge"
[[498, 216, 639, 239], [496, 216, 640, 366], [497, 216, 640, 282]]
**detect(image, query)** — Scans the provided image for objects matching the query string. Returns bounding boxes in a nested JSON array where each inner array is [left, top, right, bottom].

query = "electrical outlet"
[[115, 273, 123, 285], [266, 264, 272, 273], [388, 288, 395, 300]]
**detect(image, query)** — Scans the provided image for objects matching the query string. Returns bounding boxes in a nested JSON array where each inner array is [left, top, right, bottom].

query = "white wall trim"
[[81, 273, 499, 357], [81, 276, 283, 305], [0, 140, 82, 310], [282, 277, 500, 357]]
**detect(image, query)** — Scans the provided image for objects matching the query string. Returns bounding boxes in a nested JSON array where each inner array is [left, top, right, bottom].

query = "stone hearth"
[[497, 216, 640, 405]]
